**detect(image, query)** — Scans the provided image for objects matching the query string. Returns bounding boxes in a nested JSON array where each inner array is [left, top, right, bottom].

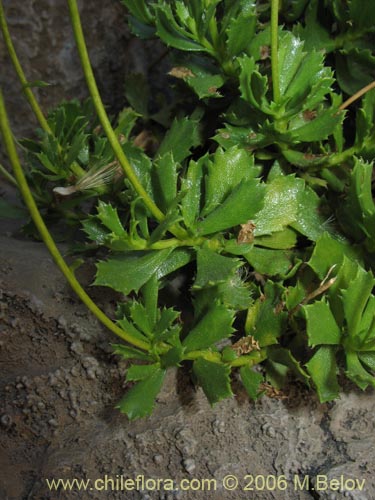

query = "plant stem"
[[0, 1, 52, 135], [0, 89, 150, 352], [271, 0, 280, 103], [184, 350, 222, 362], [149, 236, 206, 250], [339, 79, 375, 111], [325, 146, 357, 167], [229, 349, 267, 367], [67, 0, 165, 224], [0, 162, 18, 186], [0, 2, 88, 180]]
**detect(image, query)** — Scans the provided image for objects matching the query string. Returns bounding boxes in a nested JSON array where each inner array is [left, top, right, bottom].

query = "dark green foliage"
[[4, 0, 375, 419]]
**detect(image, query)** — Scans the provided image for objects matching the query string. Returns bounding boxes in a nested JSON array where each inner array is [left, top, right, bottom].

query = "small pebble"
[[70, 341, 84, 354], [57, 315, 67, 328], [0, 414, 12, 428], [182, 458, 196, 474], [86, 369, 96, 380], [59, 390, 68, 400], [22, 376, 31, 388], [48, 375, 58, 387], [10, 317, 20, 328], [153, 454, 163, 465], [261, 423, 276, 438], [212, 419, 225, 433], [70, 366, 80, 377]]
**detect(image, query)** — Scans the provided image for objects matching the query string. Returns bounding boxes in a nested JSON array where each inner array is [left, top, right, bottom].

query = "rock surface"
[[1, 0, 148, 138]]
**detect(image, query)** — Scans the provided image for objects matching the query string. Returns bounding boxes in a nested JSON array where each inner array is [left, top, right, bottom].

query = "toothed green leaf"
[[183, 305, 235, 352], [157, 115, 201, 163], [244, 247, 293, 277], [345, 351, 375, 391], [225, 3, 256, 57], [342, 266, 375, 340], [193, 248, 241, 288], [154, 3, 207, 52], [308, 233, 358, 280], [253, 175, 305, 236], [288, 108, 343, 142], [126, 363, 160, 382], [245, 283, 286, 346], [117, 367, 166, 419], [94, 249, 173, 295], [202, 146, 259, 215], [181, 156, 206, 229], [198, 180, 265, 235], [240, 366, 264, 400], [303, 300, 342, 347], [97, 201, 126, 237], [306, 346, 340, 402], [193, 359, 233, 404], [152, 152, 179, 212], [112, 344, 152, 361]]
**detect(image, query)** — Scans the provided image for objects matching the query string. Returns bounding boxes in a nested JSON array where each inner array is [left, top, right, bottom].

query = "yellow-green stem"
[[184, 350, 221, 362], [229, 349, 267, 367], [0, 162, 18, 186], [0, 0, 85, 180], [271, 0, 280, 103], [0, 1, 52, 135], [67, 0, 167, 224], [0, 89, 150, 351]]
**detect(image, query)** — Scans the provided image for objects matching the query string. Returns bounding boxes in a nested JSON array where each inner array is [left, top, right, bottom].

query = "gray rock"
[[1, 0, 130, 140]]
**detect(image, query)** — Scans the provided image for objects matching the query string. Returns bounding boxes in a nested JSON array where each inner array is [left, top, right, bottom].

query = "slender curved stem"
[[0, 1, 88, 180], [0, 89, 150, 351], [0, 162, 18, 186], [339, 79, 375, 111], [271, 0, 280, 103], [0, 1, 52, 135], [67, 0, 165, 224]]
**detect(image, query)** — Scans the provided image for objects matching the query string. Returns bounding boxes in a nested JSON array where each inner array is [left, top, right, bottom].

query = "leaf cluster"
[[4, 0, 375, 419]]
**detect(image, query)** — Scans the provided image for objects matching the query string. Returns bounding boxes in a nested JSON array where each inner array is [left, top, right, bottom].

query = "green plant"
[[2, 0, 375, 419]]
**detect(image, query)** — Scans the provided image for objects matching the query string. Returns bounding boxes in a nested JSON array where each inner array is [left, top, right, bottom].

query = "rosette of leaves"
[[216, 29, 343, 170], [295, 233, 375, 401], [16, 100, 143, 233]]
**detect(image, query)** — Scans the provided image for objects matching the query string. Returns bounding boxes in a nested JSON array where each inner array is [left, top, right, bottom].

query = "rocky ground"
[[1, 205, 375, 500]]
